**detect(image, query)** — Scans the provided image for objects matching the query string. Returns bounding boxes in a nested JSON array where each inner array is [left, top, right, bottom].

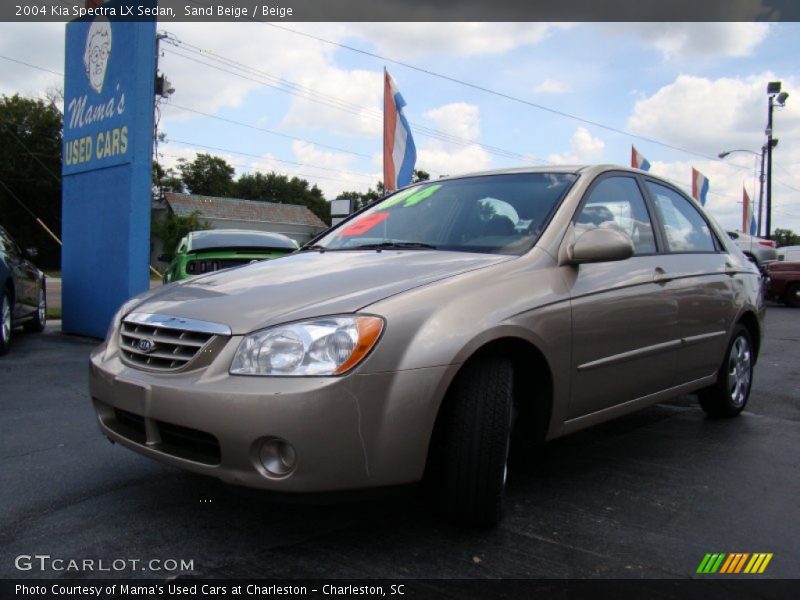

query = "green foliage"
[[234, 171, 330, 222], [152, 210, 210, 255], [177, 153, 234, 196], [412, 169, 430, 183], [773, 228, 799, 247], [0, 94, 63, 269], [152, 160, 185, 194]]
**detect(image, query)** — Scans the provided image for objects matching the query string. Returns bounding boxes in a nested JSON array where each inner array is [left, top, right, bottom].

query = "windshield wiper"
[[300, 244, 327, 252], [351, 241, 438, 251]]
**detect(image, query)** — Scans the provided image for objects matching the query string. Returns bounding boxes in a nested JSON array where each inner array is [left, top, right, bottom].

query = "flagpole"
[[382, 66, 388, 194]]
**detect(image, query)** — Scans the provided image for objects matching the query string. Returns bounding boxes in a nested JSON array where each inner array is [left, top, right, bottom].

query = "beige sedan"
[[90, 165, 764, 526]]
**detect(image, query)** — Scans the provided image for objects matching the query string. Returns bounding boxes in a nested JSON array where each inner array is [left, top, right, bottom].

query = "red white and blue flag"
[[631, 145, 651, 171], [383, 69, 416, 192], [692, 167, 709, 206], [743, 187, 757, 235]]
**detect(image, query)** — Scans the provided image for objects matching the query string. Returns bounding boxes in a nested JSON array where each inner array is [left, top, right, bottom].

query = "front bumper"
[[89, 339, 450, 492]]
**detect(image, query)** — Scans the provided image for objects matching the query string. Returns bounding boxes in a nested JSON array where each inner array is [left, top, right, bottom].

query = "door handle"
[[653, 267, 672, 284], [724, 261, 737, 276]]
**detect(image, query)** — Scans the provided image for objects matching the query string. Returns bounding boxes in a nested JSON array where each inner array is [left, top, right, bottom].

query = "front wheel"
[[432, 356, 514, 527], [784, 283, 800, 308], [0, 291, 12, 355], [698, 325, 754, 417]]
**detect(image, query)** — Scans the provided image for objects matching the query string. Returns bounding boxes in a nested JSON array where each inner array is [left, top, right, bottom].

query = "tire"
[[698, 325, 754, 417], [784, 283, 800, 308], [23, 283, 46, 333], [0, 291, 11, 355], [432, 356, 514, 527]]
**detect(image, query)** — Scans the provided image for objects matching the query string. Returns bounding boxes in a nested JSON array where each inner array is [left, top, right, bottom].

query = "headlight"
[[230, 316, 384, 376]]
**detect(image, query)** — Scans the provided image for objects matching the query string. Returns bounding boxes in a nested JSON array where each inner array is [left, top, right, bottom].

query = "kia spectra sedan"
[[90, 165, 764, 526]]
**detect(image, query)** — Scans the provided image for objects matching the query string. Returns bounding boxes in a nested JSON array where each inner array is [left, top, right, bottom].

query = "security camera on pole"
[[765, 81, 789, 240]]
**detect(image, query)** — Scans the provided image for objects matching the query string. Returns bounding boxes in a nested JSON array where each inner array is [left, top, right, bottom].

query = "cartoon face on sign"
[[83, 18, 112, 93]]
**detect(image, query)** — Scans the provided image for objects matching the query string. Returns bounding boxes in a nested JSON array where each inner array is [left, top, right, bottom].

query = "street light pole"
[[718, 148, 765, 235], [766, 91, 775, 240], [757, 145, 766, 237]]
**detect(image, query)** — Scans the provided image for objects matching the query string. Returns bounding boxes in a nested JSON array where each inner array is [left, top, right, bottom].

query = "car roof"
[[414, 164, 657, 184]]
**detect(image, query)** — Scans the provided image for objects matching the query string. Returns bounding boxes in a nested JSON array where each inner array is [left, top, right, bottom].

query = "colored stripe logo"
[[697, 553, 773, 574]]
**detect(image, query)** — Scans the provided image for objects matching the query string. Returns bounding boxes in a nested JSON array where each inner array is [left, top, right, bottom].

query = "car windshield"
[[315, 173, 577, 255]]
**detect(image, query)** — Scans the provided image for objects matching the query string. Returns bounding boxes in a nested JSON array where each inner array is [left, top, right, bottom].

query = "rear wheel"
[[23, 283, 46, 333], [432, 356, 514, 527], [698, 325, 754, 417], [784, 283, 800, 308], [0, 291, 11, 355]]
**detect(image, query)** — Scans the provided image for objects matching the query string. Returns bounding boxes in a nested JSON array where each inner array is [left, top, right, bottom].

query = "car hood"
[[132, 250, 512, 334]]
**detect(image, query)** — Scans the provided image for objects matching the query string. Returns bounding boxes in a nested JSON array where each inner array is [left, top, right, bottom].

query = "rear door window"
[[646, 182, 717, 253]]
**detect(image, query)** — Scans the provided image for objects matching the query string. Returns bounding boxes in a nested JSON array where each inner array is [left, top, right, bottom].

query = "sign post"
[[62, 1, 157, 337]]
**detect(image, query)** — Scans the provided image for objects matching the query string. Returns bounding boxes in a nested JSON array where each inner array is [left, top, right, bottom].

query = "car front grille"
[[119, 313, 231, 372]]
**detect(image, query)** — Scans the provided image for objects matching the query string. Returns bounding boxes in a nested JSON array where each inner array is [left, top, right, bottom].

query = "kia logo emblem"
[[137, 338, 155, 353]]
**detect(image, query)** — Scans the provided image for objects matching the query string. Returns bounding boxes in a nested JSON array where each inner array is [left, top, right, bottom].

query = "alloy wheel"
[[727, 336, 752, 407]]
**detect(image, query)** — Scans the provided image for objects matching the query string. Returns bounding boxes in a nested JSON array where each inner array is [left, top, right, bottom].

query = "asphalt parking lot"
[[0, 306, 798, 580]]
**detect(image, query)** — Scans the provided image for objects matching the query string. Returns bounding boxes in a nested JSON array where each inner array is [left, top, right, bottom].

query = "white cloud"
[[533, 79, 570, 94], [627, 73, 800, 157], [599, 22, 770, 60], [416, 144, 492, 178], [348, 23, 573, 59], [548, 127, 605, 165], [280, 67, 382, 137], [0, 23, 64, 98], [423, 102, 481, 142], [249, 143, 379, 198]]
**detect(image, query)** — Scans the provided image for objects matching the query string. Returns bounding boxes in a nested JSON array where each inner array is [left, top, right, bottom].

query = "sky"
[[1, 20, 799, 233]]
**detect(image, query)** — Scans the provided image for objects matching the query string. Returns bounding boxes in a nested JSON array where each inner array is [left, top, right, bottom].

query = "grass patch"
[[46, 307, 62, 319]]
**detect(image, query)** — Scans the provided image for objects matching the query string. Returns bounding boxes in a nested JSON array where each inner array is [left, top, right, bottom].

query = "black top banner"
[[4, 0, 800, 22]]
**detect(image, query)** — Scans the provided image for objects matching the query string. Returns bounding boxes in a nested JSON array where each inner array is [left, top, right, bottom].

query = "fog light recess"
[[258, 438, 297, 477]]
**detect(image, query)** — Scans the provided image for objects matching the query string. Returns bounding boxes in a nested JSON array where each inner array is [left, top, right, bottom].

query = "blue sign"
[[62, 0, 157, 337]]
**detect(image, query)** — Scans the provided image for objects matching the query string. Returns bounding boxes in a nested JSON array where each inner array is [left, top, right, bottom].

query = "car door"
[[642, 180, 736, 383], [565, 174, 681, 420], [0, 230, 35, 317]]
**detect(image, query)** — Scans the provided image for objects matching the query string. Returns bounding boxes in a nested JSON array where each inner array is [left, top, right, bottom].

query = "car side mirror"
[[157, 253, 173, 263], [25, 247, 39, 259], [567, 228, 635, 264]]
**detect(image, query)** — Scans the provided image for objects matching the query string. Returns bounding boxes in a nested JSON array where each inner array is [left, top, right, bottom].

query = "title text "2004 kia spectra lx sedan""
[[90, 165, 764, 526]]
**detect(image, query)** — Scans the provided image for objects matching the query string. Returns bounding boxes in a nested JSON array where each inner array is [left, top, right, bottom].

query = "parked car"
[[726, 230, 777, 271], [777, 245, 800, 262], [0, 225, 47, 354], [158, 229, 299, 283], [90, 166, 764, 526], [767, 260, 800, 307]]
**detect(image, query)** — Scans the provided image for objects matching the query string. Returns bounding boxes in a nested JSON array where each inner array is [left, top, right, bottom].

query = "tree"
[[152, 161, 185, 196], [152, 210, 210, 255], [0, 94, 63, 269], [412, 169, 430, 183], [177, 153, 234, 197], [234, 171, 330, 222], [773, 228, 799, 248]]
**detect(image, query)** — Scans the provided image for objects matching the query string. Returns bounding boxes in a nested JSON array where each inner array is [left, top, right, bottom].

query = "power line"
[[160, 142, 377, 185], [1, 122, 62, 185], [162, 103, 372, 159], [0, 54, 62, 77], [162, 42, 536, 164]]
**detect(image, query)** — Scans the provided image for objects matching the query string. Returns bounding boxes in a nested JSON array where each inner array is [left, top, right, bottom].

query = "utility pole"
[[765, 81, 789, 240]]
